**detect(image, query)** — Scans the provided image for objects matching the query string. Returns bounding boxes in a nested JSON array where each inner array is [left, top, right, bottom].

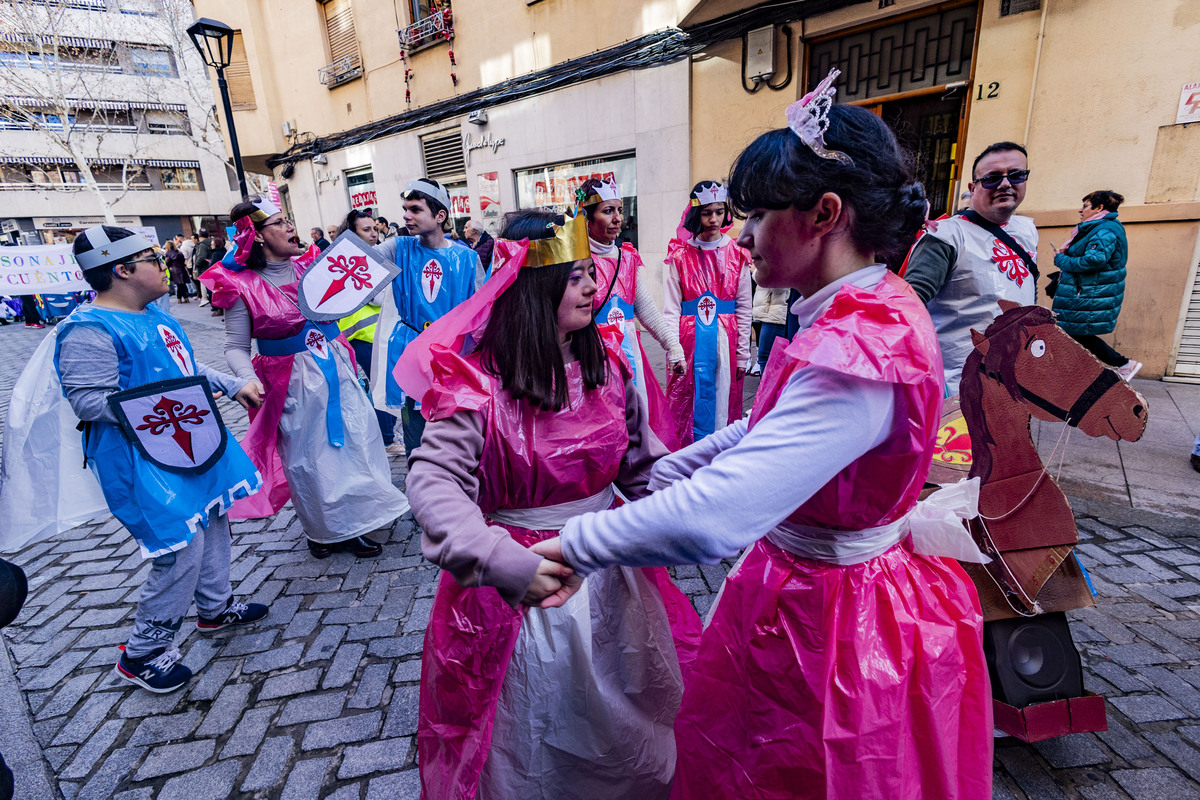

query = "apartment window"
[[227, 32, 256, 109], [119, 0, 159, 15], [144, 109, 189, 135], [161, 168, 200, 190], [128, 46, 176, 77], [324, 0, 360, 64]]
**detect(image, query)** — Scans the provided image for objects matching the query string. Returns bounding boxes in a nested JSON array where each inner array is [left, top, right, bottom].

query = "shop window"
[[345, 167, 376, 212], [1000, 0, 1040, 15], [515, 154, 639, 249], [806, 4, 976, 102], [128, 46, 176, 77], [161, 168, 200, 190], [227, 32, 256, 109]]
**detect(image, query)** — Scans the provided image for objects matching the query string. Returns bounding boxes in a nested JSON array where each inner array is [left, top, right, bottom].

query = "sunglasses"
[[975, 169, 1030, 190]]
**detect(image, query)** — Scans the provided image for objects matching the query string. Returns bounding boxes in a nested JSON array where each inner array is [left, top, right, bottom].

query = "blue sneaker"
[[197, 599, 268, 633], [115, 647, 191, 693]]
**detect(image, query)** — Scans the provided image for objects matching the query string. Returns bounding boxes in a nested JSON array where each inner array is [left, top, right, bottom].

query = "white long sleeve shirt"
[[560, 265, 895, 574]]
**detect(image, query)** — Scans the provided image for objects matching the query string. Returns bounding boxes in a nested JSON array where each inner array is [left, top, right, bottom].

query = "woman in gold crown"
[[397, 209, 701, 799]]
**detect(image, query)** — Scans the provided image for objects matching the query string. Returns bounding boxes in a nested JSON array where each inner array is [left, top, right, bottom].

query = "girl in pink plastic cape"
[[579, 176, 686, 450], [201, 197, 409, 560], [662, 181, 753, 447], [396, 209, 701, 800], [534, 96, 993, 799]]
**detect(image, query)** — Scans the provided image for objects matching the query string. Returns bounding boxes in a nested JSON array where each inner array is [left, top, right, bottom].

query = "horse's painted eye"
[[1030, 339, 1047, 358]]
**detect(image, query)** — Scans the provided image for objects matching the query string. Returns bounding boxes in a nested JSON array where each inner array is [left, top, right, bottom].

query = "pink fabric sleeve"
[[199, 265, 244, 311], [406, 409, 544, 608]]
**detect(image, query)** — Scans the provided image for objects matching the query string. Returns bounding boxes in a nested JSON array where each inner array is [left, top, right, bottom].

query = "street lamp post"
[[186, 18, 248, 199]]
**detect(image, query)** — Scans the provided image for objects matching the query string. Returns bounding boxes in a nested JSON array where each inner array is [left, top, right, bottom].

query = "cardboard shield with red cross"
[[297, 231, 399, 322], [107, 376, 228, 474]]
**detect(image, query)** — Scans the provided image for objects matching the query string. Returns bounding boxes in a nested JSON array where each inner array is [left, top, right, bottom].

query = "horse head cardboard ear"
[[930, 304, 1148, 620]]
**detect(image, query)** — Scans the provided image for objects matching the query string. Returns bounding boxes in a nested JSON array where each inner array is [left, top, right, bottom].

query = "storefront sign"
[[346, 167, 376, 212], [1177, 81, 1200, 124], [479, 172, 500, 220], [32, 216, 139, 230], [463, 132, 506, 167], [268, 181, 281, 207], [0, 243, 90, 294]]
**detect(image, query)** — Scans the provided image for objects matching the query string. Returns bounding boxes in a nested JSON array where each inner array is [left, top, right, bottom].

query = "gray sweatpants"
[[125, 508, 233, 659]]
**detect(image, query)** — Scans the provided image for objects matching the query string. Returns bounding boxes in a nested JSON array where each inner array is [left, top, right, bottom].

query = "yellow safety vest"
[[338, 303, 381, 343]]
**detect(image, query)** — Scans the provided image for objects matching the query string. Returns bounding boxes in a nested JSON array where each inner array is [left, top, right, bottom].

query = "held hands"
[[233, 380, 265, 410], [671, 360, 686, 375], [525, 538, 585, 609]]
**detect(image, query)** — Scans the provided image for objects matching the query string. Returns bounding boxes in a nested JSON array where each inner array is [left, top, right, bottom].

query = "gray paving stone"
[[241, 735, 295, 791], [379, 585, 416, 620], [1087, 660, 1146, 693], [221, 705, 277, 758], [338, 738, 411, 778], [402, 599, 434, 634], [71, 587, 131, 608], [995, 747, 1069, 800], [32, 716, 65, 749], [59, 719, 125, 779], [219, 629, 278, 657], [1097, 718, 1156, 762], [73, 627, 129, 648], [323, 606, 381, 625], [51, 691, 121, 745], [236, 566, 274, 596], [361, 576, 391, 606], [279, 691, 348, 726], [266, 594, 303, 628], [1110, 694, 1189, 723], [300, 710, 382, 750], [1146, 732, 1200, 783], [304, 624, 347, 663], [136, 738, 216, 779], [242, 641, 304, 673], [116, 684, 186, 717], [128, 710, 203, 745], [187, 658, 237, 702], [1080, 785, 1127, 800], [326, 784, 363, 800], [342, 563, 372, 592], [1111, 767, 1200, 800], [393, 659, 421, 683], [349, 663, 392, 709], [76, 746, 147, 800], [383, 686, 420, 738], [44, 744, 74, 772], [111, 790, 154, 800], [346, 620, 399, 641], [1032, 734, 1110, 769], [285, 578, 343, 595], [157, 759, 241, 800], [283, 609, 324, 639], [180, 637, 224, 673], [20, 649, 89, 690], [310, 593, 356, 609], [1098, 643, 1180, 668], [365, 769, 421, 800], [259, 666, 324, 705], [368, 635, 424, 659], [281, 756, 333, 800], [35, 671, 99, 720], [195, 682, 252, 736]]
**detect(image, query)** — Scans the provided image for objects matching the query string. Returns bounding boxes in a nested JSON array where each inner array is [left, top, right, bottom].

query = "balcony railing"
[[318, 54, 362, 88], [399, 8, 453, 49], [0, 181, 153, 191]]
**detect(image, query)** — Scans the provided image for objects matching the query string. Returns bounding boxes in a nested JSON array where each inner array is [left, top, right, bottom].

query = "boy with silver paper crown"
[[54, 225, 268, 693]]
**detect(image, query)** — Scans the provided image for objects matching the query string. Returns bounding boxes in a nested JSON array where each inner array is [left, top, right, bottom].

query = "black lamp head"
[[186, 17, 235, 70]]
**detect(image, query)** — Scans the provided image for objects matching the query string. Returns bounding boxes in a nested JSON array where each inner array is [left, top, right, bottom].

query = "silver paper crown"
[[785, 68, 854, 166], [75, 226, 156, 271], [691, 182, 728, 206]]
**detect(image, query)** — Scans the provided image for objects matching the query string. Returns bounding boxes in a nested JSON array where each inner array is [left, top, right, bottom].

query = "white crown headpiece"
[[690, 182, 728, 207], [785, 68, 854, 166], [75, 226, 156, 271], [580, 178, 621, 206]]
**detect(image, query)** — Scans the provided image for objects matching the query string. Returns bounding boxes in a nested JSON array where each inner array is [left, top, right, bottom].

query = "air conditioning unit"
[[282, 120, 295, 137], [467, 109, 488, 125]]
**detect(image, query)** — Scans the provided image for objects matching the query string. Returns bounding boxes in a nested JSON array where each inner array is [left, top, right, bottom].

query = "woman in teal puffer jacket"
[[1052, 190, 1140, 380]]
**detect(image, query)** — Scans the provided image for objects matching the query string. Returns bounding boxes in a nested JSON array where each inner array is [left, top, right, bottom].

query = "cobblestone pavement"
[[1, 303, 1199, 799]]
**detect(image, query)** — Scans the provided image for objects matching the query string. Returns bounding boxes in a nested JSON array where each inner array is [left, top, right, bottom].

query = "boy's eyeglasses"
[[975, 169, 1030, 190], [113, 253, 165, 274]]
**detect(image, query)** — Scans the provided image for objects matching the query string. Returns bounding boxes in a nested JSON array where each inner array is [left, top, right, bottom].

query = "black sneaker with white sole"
[[115, 647, 191, 693], [196, 598, 269, 633]]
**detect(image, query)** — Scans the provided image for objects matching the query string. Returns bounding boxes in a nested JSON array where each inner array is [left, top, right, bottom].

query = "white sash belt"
[[765, 478, 988, 566], [487, 485, 616, 531]]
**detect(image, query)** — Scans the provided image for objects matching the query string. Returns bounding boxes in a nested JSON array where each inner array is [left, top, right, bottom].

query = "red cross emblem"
[[992, 241, 1029, 287], [421, 259, 443, 303], [698, 295, 717, 325], [606, 306, 625, 326], [157, 325, 193, 375], [305, 329, 328, 358], [136, 395, 210, 463], [318, 254, 374, 306]]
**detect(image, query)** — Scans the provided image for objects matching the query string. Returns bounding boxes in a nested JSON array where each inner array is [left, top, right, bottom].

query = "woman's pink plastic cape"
[[671, 271, 993, 800]]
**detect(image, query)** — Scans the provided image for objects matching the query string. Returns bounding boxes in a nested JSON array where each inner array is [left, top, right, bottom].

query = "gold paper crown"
[[523, 210, 591, 268]]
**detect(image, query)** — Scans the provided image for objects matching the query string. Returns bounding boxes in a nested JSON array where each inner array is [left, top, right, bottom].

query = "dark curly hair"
[[727, 105, 927, 263]]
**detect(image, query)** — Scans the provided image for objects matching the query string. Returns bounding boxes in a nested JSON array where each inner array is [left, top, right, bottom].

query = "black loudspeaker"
[[983, 612, 1083, 707]]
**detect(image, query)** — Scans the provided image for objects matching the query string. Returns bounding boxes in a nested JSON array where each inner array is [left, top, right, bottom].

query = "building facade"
[[198, 0, 1200, 380], [0, 0, 242, 246]]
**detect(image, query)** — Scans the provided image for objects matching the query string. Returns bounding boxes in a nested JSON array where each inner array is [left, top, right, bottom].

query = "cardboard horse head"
[[936, 300, 1147, 620]]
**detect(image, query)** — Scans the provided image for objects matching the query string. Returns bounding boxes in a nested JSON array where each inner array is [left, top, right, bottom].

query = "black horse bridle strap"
[[1017, 368, 1120, 426]]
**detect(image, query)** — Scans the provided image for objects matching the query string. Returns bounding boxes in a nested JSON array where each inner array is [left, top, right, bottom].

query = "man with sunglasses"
[[904, 141, 1038, 394]]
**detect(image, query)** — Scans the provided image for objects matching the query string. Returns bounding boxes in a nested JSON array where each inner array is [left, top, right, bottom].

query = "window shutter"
[[324, 0, 359, 64], [227, 32, 255, 109]]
